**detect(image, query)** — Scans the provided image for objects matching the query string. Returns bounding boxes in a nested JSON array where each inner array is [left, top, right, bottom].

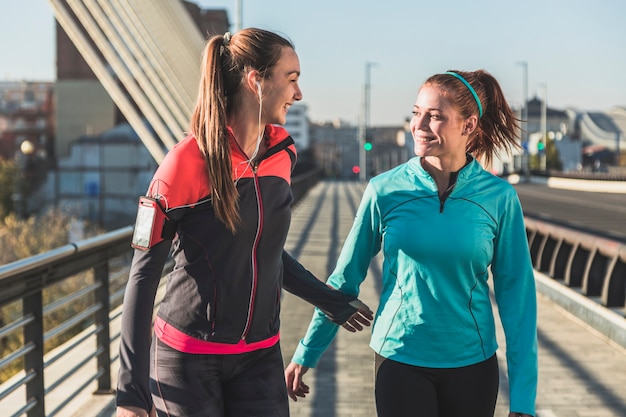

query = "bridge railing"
[[0, 169, 321, 417], [0, 227, 133, 417], [525, 215, 626, 314]]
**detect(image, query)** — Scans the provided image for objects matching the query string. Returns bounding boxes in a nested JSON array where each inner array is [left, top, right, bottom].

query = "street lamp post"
[[234, 0, 242, 32], [516, 61, 529, 180], [539, 83, 547, 172], [12, 139, 36, 218], [358, 61, 376, 181], [616, 133, 621, 167]]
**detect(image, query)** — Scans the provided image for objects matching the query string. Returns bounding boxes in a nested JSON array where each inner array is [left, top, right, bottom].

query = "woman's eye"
[[430, 114, 441, 120]]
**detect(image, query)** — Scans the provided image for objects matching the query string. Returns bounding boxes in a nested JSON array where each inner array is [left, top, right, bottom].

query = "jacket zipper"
[[437, 171, 459, 213], [240, 162, 263, 340], [234, 134, 293, 340]]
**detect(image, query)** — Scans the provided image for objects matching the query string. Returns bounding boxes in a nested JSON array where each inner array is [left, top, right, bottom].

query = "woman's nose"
[[411, 115, 428, 132], [294, 85, 303, 101]]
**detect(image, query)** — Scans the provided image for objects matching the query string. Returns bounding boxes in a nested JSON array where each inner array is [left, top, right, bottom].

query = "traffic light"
[[352, 165, 361, 174], [363, 142, 373, 151], [537, 140, 545, 153]]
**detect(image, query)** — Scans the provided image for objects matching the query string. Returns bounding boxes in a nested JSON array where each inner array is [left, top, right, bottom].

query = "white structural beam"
[[127, 0, 202, 102], [64, 0, 179, 150], [112, 0, 197, 114], [48, 0, 167, 163], [47, 0, 211, 163], [94, 0, 190, 129], [82, 0, 185, 140]]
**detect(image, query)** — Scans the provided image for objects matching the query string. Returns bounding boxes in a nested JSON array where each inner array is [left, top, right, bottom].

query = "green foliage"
[[545, 138, 562, 170], [0, 158, 17, 218], [0, 210, 74, 264], [0, 210, 105, 384]]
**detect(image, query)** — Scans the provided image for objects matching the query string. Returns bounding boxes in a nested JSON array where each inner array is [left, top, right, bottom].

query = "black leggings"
[[150, 338, 289, 417], [374, 354, 499, 417]]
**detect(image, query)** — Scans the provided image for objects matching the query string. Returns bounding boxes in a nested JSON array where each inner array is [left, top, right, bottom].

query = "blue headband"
[[444, 71, 483, 118]]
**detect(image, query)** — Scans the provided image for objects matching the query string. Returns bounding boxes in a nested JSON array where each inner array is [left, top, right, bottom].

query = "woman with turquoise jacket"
[[285, 69, 538, 417]]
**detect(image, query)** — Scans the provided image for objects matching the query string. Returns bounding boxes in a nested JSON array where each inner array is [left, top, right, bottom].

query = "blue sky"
[[2, 0, 625, 126]]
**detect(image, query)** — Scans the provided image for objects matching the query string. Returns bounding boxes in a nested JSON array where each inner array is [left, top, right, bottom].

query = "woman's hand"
[[284, 362, 310, 401], [341, 299, 374, 332], [117, 405, 156, 417]]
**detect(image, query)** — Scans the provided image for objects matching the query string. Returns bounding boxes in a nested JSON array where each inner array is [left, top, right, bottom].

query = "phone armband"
[[131, 196, 177, 250]]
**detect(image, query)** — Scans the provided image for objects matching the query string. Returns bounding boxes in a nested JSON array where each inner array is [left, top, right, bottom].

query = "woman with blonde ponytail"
[[116, 28, 372, 417]]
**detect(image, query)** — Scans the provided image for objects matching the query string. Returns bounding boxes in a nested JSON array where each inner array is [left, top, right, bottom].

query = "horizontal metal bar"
[[0, 369, 37, 401], [8, 399, 37, 417], [45, 346, 104, 395], [0, 314, 34, 339], [44, 304, 102, 343], [44, 282, 101, 316], [0, 246, 78, 281], [46, 368, 105, 417], [44, 325, 101, 368], [0, 227, 134, 307], [0, 343, 36, 372], [110, 287, 126, 306], [110, 308, 123, 322]]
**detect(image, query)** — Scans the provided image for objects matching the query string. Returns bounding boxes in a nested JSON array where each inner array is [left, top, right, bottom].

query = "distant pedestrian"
[[116, 28, 372, 417], [285, 69, 538, 417]]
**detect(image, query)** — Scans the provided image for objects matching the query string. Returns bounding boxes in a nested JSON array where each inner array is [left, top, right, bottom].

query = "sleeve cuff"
[[291, 339, 327, 368]]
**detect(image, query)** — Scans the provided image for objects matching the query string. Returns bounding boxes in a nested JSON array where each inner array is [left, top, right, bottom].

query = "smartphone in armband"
[[131, 196, 176, 250]]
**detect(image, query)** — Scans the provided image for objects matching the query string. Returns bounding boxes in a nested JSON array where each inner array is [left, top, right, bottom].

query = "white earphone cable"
[[234, 84, 264, 185], [248, 85, 263, 162]]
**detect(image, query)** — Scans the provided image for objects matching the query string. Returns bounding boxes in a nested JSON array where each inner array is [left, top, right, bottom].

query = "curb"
[[535, 271, 626, 350]]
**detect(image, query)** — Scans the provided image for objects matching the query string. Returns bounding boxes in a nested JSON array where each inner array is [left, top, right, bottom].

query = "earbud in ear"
[[256, 81, 262, 97]]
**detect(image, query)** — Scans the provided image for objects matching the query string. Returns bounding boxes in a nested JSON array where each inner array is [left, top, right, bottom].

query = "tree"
[[545, 137, 562, 171], [0, 158, 17, 219]]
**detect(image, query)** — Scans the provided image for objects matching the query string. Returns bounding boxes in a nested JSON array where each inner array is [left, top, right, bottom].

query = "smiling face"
[[409, 84, 473, 167], [260, 47, 303, 126]]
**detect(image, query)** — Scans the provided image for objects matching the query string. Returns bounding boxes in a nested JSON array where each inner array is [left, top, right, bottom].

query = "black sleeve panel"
[[116, 240, 171, 412], [282, 250, 359, 325]]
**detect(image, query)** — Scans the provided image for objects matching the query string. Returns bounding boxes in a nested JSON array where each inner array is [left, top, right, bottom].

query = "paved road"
[[65, 180, 626, 417], [513, 181, 626, 242]]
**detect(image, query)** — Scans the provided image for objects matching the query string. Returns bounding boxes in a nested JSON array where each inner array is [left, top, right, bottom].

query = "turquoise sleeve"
[[291, 183, 382, 367], [492, 190, 538, 415], [291, 308, 340, 367]]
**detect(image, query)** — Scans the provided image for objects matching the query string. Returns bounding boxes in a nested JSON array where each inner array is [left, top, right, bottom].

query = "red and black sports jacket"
[[117, 125, 360, 412], [151, 125, 296, 344]]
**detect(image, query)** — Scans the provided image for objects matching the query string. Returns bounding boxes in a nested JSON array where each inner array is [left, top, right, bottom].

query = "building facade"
[[0, 81, 55, 163]]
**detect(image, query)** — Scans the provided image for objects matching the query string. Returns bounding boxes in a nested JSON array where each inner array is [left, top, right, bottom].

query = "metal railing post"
[[24, 291, 45, 417], [94, 263, 112, 393]]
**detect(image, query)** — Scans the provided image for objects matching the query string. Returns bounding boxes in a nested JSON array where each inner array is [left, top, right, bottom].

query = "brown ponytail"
[[189, 29, 293, 233]]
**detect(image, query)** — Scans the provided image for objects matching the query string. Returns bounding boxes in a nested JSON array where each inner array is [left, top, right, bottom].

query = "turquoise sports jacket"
[[292, 156, 538, 415]]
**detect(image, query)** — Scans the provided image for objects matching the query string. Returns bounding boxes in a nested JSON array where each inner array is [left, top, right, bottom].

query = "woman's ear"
[[464, 116, 478, 135], [245, 70, 261, 95]]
